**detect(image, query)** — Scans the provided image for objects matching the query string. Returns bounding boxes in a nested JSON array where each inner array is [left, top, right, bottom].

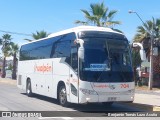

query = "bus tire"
[[102, 102, 113, 107], [58, 85, 69, 107], [26, 80, 33, 97]]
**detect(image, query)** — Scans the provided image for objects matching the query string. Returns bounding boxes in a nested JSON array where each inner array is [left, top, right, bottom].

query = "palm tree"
[[134, 18, 160, 41], [75, 2, 121, 28], [8, 42, 19, 79], [32, 30, 49, 40], [133, 18, 160, 56], [133, 18, 160, 86], [0, 34, 12, 78]]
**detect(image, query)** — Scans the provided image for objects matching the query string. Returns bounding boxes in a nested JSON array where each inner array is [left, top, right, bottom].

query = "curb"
[[153, 106, 160, 111]]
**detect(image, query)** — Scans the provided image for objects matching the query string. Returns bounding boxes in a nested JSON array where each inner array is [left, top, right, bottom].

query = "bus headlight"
[[128, 89, 135, 94], [80, 88, 97, 95]]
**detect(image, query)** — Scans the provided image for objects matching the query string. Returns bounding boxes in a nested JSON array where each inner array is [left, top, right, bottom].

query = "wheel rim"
[[59, 87, 67, 105]]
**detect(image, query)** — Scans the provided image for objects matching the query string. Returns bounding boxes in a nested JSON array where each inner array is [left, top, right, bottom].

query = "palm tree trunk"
[[12, 53, 17, 80], [133, 66, 137, 85], [1, 57, 6, 78]]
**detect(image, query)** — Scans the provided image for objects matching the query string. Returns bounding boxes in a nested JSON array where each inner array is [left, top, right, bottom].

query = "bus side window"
[[52, 40, 71, 58]]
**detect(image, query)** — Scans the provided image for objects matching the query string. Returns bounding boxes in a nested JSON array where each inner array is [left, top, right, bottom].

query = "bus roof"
[[21, 26, 123, 46], [48, 26, 120, 38]]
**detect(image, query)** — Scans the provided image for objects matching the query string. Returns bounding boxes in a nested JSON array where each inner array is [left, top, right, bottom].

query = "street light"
[[128, 10, 146, 26], [129, 10, 153, 90]]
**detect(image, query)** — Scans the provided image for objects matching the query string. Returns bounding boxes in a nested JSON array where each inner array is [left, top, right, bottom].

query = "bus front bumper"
[[79, 94, 134, 104]]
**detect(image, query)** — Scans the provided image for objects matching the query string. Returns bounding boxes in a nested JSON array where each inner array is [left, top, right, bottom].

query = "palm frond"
[[106, 21, 121, 28], [32, 30, 48, 40], [75, 2, 120, 28], [81, 9, 90, 17], [74, 20, 88, 25], [107, 10, 117, 19]]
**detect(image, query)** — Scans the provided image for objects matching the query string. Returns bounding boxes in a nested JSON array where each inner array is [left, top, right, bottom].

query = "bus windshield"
[[79, 38, 133, 82]]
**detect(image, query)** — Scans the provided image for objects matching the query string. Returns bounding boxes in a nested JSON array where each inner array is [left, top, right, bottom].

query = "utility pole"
[[129, 10, 154, 90]]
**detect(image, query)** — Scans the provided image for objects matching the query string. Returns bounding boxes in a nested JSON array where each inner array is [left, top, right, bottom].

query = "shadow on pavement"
[[20, 93, 148, 113]]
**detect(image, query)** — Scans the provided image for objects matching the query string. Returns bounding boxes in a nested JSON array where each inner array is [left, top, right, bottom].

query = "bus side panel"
[[52, 58, 70, 100], [30, 60, 52, 96], [17, 61, 35, 91], [67, 68, 79, 104]]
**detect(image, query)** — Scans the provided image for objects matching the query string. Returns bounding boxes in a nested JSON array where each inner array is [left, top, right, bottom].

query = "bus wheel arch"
[[57, 81, 69, 107], [26, 78, 33, 97]]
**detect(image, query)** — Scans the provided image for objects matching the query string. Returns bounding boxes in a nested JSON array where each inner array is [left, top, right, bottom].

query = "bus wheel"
[[26, 80, 33, 97], [58, 85, 69, 107], [102, 102, 113, 107]]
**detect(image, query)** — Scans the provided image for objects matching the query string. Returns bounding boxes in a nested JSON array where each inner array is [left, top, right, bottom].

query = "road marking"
[[38, 117, 73, 120], [153, 106, 160, 111]]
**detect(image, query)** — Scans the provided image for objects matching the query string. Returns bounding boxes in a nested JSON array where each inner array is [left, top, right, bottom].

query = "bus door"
[[69, 46, 79, 103]]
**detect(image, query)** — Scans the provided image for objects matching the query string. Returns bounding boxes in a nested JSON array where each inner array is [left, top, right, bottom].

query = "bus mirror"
[[132, 42, 146, 61], [78, 47, 84, 60], [140, 49, 146, 61], [74, 39, 84, 47], [75, 39, 84, 60]]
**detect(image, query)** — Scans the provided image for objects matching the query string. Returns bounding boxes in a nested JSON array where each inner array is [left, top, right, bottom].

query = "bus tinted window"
[[52, 34, 72, 58], [30, 38, 53, 59], [20, 32, 76, 61], [20, 38, 54, 60], [53, 41, 71, 58]]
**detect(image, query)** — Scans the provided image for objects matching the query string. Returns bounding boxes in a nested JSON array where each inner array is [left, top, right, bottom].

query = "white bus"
[[17, 26, 134, 107]]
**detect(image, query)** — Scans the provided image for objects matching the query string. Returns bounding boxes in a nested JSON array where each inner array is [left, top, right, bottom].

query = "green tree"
[[32, 30, 49, 40], [133, 18, 160, 68], [75, 2, 121, 28], [133, 18, 160, 45], [0, 34, 12, 78], [8, 42, 19, 79]]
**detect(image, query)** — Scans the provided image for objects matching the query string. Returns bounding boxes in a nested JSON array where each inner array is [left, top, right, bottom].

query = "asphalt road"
[[0, 82, 158, 120]]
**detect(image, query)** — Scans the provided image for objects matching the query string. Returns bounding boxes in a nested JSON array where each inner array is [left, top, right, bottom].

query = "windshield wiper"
[[105, 41, 112, 70], [113, 55, 127, 82], [96, 41, 111, 82]]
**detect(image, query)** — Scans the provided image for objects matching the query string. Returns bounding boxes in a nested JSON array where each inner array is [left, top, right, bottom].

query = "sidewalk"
[[135, 89, 160, 104], [132, 89, 160, 111], [0, 78, 17, 85], [0, 78, 160, 111]]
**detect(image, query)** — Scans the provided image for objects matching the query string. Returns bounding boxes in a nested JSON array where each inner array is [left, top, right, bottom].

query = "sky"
[[0, 0, 160, 46]]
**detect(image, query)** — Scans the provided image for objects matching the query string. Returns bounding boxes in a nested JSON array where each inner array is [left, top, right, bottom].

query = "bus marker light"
[[86, 98, 90, 102]]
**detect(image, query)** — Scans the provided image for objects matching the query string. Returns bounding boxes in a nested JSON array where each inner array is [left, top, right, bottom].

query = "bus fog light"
[[86, 98, 90, 102]]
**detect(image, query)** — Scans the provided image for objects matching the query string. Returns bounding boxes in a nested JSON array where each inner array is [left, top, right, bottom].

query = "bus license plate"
[[108, 97, 117, 101]]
